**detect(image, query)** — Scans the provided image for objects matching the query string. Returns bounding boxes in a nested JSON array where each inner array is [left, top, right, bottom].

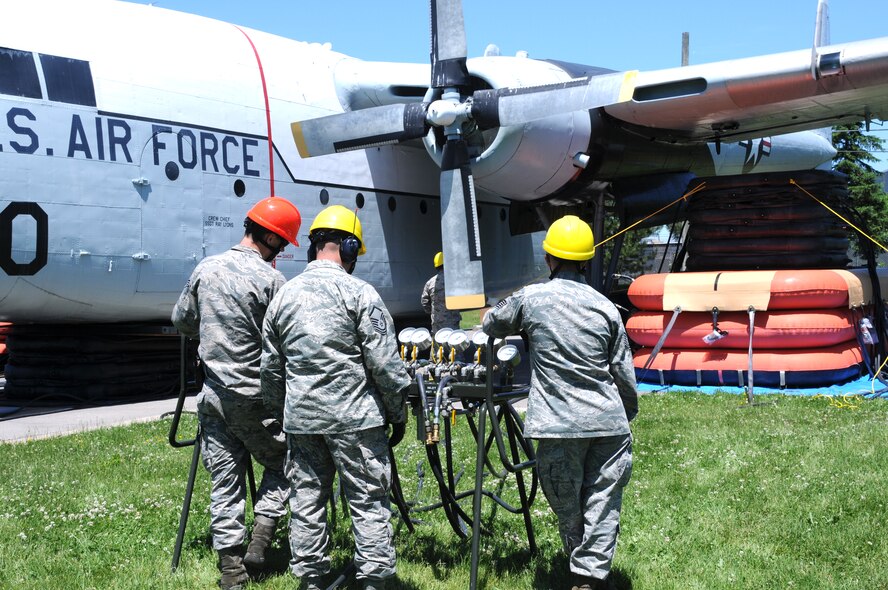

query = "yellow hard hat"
[[308, 205, 366, 255], [542, 215, 595, 261], [433, 251, 444, 268]]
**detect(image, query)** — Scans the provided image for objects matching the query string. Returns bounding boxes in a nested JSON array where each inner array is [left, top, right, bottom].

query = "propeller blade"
[[291, 103, 428, 158], [439, 138, 485, 310], [471, 70, 640, 129], [430, 0, 470, 89]]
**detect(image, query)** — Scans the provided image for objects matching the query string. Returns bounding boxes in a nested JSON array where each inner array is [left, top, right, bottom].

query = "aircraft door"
[[134, 129, 203, 293]]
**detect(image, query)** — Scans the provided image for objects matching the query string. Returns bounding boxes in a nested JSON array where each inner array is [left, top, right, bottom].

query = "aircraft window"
[[500, 208, 507, 221], [319, 189, 329, 205], [39, 53, 96, 107], [234, 179, 246, 197], [387, 197, 396, 212], [633, 78, 706, 102], [0, 47, 41, 99], [165, 162, 180, 181], [419, 200, 428, 214], [355, 193, 365, 209]]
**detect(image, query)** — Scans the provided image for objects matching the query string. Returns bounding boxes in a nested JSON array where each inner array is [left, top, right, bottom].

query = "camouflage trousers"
[[535, 434, 633, 579], [197, 388, 289, 550], [285, 427, 395, 582]]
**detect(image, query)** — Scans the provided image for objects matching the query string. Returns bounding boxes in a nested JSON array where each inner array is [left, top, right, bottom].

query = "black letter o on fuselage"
[[0, 202, 49, 275]]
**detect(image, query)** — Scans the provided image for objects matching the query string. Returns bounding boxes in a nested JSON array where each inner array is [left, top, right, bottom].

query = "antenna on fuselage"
[[810, 0, 840, 145], [813, 0, 830, 48], [810, 0, 831, 80], [681, 32, 689, 67]]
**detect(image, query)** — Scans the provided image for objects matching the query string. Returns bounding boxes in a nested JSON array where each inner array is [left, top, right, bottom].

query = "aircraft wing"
[[602, 37, 888, 143]]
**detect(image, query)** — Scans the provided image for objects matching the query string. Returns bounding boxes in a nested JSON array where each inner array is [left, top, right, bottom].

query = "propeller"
[[290, 0, 639, 309]]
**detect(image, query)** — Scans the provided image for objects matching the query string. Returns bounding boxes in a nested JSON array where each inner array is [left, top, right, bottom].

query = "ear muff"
[[307, 241, 318, 262], [340, 236, 360, 264]]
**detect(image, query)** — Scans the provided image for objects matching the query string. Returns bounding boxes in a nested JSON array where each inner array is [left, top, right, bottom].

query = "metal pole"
[[247, 459, 257, 507], [469, 401, 487, 590], [587, 193, 606, 291], [171, 425, 201, 572], [503, 407, 536, 554], [746, 306, 756, 405]]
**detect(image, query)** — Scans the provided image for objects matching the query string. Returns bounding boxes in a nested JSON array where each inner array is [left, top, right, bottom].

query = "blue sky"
[[157, 0, 888, 69], [153, 0, 888, 166]]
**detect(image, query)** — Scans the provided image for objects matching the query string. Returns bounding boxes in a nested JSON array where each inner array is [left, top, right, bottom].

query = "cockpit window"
[[39, 54, 96, 107], [0, 47, 41, 99]]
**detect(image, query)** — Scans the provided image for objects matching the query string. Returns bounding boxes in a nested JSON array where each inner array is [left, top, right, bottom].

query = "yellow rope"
[[872, 355, 888, 395], [791, 178, 888, 396], [790, 178, 888, 252], [594, 182, 708, 247], [812, 392, 863, 409]]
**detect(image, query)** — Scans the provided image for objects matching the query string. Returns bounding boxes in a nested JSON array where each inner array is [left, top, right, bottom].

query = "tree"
[[832, 122, 888, 259], [599, 216, 647, 276]]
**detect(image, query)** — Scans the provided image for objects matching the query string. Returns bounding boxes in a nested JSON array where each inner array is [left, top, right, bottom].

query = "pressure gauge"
[[397, 327, 416, 345], [411, 327, 432, 350], [447, 329, 470, 352], [434, 327, 454, 346], [496, 344, 521, 366]]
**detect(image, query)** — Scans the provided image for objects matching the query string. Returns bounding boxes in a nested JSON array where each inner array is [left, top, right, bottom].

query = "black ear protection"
[[307, 230, 360, 267], [340, 235, 360, 264]]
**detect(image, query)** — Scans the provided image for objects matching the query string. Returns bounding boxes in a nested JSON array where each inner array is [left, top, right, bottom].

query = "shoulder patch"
[[495, 297, 510, 309], [368, 305, 387, 335]]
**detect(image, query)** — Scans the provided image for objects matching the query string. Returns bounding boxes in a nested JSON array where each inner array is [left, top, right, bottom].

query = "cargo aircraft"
[[1, 0, 887, 396]]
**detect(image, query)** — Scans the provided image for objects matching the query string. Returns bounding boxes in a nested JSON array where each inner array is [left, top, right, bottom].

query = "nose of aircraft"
[[772, 129, 838, 170]]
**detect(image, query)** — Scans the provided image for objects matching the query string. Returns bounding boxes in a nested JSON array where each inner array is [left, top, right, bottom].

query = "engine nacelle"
[[422, 56, 592, 202]]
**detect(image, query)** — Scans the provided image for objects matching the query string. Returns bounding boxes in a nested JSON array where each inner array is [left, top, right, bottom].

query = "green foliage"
[[601, 214, 651, 278], [2, 393, 888, 589], [832, 123, 888, 257]]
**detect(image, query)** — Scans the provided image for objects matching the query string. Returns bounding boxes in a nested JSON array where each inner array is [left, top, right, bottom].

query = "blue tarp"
[[637, 374, 888, 398]]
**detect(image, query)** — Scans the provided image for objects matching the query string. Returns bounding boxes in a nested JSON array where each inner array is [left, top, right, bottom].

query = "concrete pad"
[[0, 395, 197, 444]]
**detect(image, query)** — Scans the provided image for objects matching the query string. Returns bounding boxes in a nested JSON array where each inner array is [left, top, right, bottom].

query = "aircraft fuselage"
[[0, 1, 543, 323]]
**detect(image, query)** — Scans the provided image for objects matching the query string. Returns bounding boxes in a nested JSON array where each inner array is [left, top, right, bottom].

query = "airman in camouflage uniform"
[[421, 252, 462, 333], [172, 196, 302, 590], [261, 205, 411, 590], [482, 215, 637, 590]]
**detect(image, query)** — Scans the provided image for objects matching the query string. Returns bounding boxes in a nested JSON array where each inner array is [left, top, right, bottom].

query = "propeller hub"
[[427, 99, 464, 128]]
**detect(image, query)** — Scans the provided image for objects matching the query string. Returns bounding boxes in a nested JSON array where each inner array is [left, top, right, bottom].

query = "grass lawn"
[[460, 309, 482, 330], [2, 391, 887, 589]]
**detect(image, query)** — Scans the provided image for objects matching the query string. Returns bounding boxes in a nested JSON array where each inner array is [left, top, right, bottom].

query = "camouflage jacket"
[[171, 244, 285, 398], [421, 270, 462, 333], [261, 259, 411, 434], [483, 270, 638, 438]]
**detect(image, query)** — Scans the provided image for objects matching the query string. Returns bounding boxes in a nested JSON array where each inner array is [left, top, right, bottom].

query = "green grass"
[[460, 309, 482, 330], [2, 392, 888, 589]]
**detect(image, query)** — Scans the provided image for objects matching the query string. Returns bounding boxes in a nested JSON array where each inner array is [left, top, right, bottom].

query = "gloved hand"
[[389, 422, 406, 447]]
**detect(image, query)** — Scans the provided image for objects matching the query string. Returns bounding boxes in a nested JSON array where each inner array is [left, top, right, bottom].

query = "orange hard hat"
[[246, 197, 302, 246]]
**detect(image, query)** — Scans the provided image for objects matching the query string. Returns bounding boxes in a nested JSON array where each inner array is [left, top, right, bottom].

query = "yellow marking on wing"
[[291, 122, 311, 158], [619, 70, 639, 103]]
